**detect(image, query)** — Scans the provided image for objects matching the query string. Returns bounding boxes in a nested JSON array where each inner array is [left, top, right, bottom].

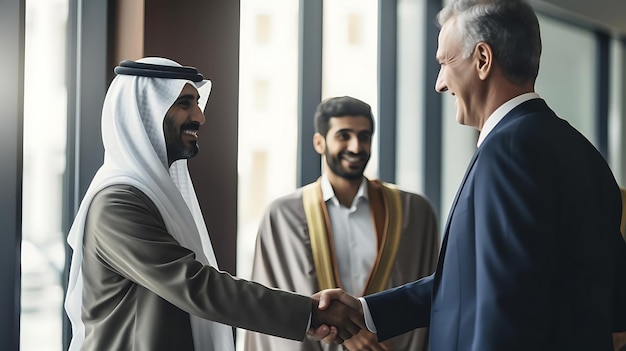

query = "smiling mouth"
[[182, 129, 198, 138], [343, 155, 363, 163], [341, 154, 367, 168]]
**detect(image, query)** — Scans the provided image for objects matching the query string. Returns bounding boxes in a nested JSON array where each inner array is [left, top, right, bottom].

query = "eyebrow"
[[334, 128, 372, 135], [176, 94, 200, 103]]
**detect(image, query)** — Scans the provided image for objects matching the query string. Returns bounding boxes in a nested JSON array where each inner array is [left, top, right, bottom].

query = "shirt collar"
[[477, 92, 540, 147], [321, 173, 369, 207]]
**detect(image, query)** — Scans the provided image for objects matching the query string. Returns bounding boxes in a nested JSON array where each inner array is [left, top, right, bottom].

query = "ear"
[[474, 42, 493, 81], [313, 132, 325, 155]]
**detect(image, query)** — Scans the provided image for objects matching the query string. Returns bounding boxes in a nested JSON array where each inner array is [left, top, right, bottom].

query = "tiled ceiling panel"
[[532, 0, 626, 35]]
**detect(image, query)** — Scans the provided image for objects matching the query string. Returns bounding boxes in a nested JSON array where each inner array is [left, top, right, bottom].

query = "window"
[[536, 14, 596, 143], [322, 0, 379, 179], [21, 0, 69, 350], [237, 0, 299, 287], [255, 14, 272, 44], [237, 1, 299, 348]]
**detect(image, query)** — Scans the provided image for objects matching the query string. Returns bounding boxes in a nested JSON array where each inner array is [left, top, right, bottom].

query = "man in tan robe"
[[64, 58, 363, 351], [244, 96, 440, 351]]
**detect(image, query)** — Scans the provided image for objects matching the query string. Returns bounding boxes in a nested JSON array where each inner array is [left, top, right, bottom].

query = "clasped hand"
[[308, 288, 366, 344]]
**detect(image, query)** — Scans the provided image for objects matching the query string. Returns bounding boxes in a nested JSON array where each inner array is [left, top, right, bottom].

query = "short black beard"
[[167, 141, 199, 163], [164, 120, 200, 165], [324, 149, 368, 180]]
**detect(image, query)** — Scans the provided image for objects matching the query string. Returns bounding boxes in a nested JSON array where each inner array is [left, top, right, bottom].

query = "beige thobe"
[[243, 180, 440, 351], [81, 184, 311, 351]]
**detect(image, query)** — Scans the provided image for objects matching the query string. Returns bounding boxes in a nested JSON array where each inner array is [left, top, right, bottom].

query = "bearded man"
[[244, 96, 440, 351], [64, 57, 363, 351]]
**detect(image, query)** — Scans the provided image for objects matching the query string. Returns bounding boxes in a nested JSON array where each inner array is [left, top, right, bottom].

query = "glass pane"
[[322, 0, 379, 178], [21, 0, 68, 350], [440, 94, 478, 226], [536, 14, 596, 143], [396, 0, 427, 193], [236, 0, 299, 295], [608, 38, 626, 183], [237, 1, 299, 348]]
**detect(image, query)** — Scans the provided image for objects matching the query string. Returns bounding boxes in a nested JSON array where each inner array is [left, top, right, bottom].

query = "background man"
[[244, 96, 440, 351], [64, 57, 362, 351], [314, 1, 626, 350]]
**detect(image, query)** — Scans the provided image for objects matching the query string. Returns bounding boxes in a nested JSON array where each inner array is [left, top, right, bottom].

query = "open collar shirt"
[[321, 174, 376, 295]]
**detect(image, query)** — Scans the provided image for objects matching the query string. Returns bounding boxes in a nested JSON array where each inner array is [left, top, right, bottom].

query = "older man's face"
[[163, 83, 206, 166], [435, 18, 483, 129]]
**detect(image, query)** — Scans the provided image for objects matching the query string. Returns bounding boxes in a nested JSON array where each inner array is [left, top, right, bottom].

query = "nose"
[[347, 136, 362, 154], [435, 67, 447, 93], [192, 105, 206, 125]]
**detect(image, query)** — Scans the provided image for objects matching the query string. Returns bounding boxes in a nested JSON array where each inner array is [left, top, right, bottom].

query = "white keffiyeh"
[[64, 57, 235, 351]]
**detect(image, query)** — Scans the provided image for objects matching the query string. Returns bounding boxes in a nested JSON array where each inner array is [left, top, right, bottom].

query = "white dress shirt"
[[321, 174, 377, 296]]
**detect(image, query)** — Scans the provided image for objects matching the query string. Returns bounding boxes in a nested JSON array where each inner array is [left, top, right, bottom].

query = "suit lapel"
[[433, 147, 480, 291], [432, 98, 549, 290]]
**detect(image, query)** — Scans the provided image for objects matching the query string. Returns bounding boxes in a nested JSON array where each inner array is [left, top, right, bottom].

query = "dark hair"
[[437, 0, 541, 85], [313, 96, 374, 137]]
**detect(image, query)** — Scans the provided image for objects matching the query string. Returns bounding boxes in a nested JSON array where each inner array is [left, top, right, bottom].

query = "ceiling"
[[531, 0, 626, 36]]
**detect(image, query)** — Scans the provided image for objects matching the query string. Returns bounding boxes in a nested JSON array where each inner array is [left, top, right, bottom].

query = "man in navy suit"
[[310, 0, 626, 349]]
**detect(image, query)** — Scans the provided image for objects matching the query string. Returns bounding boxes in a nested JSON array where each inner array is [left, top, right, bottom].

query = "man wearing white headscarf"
[[64, 57, 364, 351]]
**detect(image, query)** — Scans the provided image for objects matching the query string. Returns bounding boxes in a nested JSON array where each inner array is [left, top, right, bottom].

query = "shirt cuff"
[[358, 297, 377, 333]]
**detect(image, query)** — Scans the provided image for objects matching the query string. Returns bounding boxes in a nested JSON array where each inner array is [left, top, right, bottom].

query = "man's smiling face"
[[321, 115, 372, 180], [163, 83, 206, 166]]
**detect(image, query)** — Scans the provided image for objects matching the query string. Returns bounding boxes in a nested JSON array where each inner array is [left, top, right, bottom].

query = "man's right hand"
[[309, 289, 366, 344]]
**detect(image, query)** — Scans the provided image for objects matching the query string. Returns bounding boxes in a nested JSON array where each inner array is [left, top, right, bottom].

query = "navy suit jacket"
[[365, 99, 626, 350]]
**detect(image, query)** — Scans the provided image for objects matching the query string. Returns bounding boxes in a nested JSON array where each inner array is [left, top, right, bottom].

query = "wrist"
[[310, 298, 321, 328]]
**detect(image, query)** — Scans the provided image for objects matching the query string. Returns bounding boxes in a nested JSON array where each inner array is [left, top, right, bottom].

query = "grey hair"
[[437, 0, 542, 85]]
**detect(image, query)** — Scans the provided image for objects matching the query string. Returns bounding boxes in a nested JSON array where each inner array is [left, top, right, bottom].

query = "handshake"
[[307, 289, 373, 347]]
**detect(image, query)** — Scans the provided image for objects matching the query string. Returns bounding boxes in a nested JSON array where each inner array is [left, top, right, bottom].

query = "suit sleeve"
[[364, 273, 434, 341], [87, 186, 312, 341]]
